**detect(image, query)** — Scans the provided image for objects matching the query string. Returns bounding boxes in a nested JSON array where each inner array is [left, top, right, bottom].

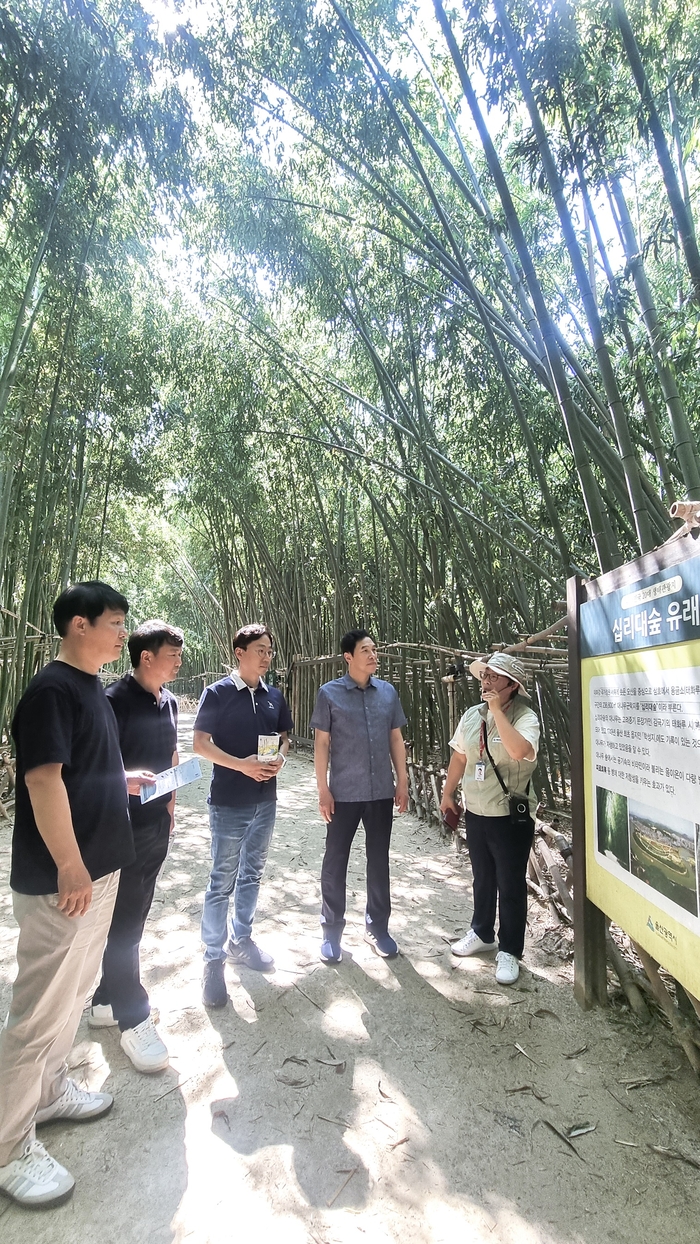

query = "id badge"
[[474, 762, 486, 782]]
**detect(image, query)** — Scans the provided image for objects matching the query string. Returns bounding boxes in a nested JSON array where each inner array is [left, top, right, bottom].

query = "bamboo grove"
[[1, 0, 700, 779]]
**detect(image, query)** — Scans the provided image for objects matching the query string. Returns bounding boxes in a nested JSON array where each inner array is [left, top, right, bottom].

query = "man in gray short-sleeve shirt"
[[310, 629, 408, 963]]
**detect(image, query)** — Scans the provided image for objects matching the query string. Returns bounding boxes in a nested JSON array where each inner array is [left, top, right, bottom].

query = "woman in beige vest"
[[440, 653, 539, 985]]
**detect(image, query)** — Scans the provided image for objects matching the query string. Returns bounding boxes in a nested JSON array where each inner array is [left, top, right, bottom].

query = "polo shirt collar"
[[340, 672, 376, 690], [231, 669, 268, 693], [127, 672, 162, 703]]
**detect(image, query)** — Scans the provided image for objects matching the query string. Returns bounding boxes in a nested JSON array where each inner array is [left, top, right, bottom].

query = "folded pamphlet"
[[139, 757, 202, 804], [258, 733, 280, 762]]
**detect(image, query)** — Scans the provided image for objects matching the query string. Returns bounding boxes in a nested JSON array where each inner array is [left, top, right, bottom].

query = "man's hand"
[[239, 755, 280, 782], [440, 791, 459, 815], [57, 859, 93, 918], [481, 688, 506, 713], [318, 786, 335, 823], [394, 783, 409, 814], [125, 769, 156, 796]]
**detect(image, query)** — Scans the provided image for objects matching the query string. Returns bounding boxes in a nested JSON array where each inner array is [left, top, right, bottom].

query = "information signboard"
[[580, 542, 700, 998]]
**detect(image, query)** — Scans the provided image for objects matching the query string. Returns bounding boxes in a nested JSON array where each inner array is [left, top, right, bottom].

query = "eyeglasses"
[[481, 671, 509, 683], [251, 647, 275, 659]]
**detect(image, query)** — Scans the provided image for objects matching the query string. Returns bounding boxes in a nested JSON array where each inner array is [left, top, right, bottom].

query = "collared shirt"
[[105, 673, 178, 830], [449, 697, 540, 817], [195, 674, 293, 806], [310, 672, 407, 802]]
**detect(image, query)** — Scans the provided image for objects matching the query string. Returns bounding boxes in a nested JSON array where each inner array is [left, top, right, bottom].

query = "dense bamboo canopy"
[[1, 0, 700, 692]]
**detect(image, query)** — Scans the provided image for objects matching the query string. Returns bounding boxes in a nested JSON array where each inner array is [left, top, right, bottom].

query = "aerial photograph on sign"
[[596, 786, 631, 871], [628, 798, 699, 916]]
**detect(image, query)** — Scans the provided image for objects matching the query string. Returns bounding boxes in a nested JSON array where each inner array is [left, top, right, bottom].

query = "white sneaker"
[[451, 929, 498, 957], [34, 1078, 113, 1124], [87, 1003, 118, 1028], [88, 1002, 159, 1027], [495, 951, 520, 985], [120, 1016, 169, 1073], [0, 1139, 75, 1207]]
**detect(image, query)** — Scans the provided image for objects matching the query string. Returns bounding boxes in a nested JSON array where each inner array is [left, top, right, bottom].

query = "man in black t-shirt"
[[194, 623, 293, 1008], [0, 583, 153, 1211], [88, 620, 183, 1075]]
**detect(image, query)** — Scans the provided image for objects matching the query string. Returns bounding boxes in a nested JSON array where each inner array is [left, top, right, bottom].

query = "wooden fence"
[[0, 626, 570, 828]]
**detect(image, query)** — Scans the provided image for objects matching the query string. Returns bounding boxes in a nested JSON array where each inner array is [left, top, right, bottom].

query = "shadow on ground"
[[1, 715, 700, 1242]]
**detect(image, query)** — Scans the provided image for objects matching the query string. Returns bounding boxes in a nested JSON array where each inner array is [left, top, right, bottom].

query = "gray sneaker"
[[34, 1078, 113, 1125], [227, 937, 275, 972], [202, 959, 228, 1008], [0, 1140, 75, 1208]]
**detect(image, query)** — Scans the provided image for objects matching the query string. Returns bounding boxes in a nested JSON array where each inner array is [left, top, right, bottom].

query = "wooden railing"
[[0, 626, 570, 827]]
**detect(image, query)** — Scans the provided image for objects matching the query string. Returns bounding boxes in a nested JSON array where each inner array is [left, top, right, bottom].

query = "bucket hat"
[[468, 652, 530, 698]]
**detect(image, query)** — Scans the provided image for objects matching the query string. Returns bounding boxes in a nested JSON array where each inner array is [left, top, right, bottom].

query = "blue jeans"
[[201, 801, 276, 962]]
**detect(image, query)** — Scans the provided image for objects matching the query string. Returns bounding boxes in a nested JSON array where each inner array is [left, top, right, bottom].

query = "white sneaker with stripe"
[[0, 1139, 75, 1207], [34, 1078, 113, 1125]]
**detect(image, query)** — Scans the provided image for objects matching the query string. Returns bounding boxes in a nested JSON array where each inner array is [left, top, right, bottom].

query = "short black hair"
[[233, 623, 274, 652], [53, 581, 129, 638], [128, 620, 184, 667], [341, 629, 374, 656]]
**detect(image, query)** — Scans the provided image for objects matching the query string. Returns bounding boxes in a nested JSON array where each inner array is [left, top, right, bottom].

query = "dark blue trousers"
[[320, 799, 394, 937], [92, 808, 170, 1030]]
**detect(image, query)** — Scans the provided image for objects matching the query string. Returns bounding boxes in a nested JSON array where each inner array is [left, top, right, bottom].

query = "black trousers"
[[320, 799, 394, 937], [92, 808, 170, 1031], [465, 810, 534, 959]]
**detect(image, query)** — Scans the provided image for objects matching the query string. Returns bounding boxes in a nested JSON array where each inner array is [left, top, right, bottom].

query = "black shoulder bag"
[[480, 721, 531, 828]]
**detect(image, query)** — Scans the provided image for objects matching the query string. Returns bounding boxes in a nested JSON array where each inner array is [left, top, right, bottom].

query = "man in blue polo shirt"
[[194, 624, 293, 1008], [310, 629, 409, 964]]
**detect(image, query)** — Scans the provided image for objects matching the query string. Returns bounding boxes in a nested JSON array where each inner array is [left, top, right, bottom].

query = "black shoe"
[[364, 929, 399, 958], [226, 937, 275, 973], [202, 959, 228, 1008]]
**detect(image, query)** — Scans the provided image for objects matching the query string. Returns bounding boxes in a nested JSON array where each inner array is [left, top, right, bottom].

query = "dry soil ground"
[[2, 714, 700, 1244]]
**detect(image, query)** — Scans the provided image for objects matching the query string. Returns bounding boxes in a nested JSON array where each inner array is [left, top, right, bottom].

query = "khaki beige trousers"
[[0, 870, 119, 1166]]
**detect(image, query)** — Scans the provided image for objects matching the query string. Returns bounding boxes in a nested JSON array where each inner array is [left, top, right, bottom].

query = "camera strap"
[[479, 721, 530, 801], [480, 721, 510, 797]]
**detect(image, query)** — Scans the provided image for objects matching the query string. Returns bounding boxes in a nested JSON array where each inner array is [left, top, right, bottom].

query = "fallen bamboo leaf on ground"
[[282, 1055, 309, 1066], [251, 1040, 267, 1056], [378, 1081, 395, 1101], [534, 1008, 560, 1020], [154, 1074, 195, 1102], [605, 1085, 633, 1113], [506, 1084, 548, 1102], [621, 1068, 680, 1090], [567, 1123, 596, 1138], [514, 1042, 537, 1064], [316, 1057, 346, 1072], [614, 1139, 639, 1147], [316, 1115, 351, 1128], [212, 1109, 230, 1129], [648, 1144, 700, 1170], [563, 1045, 588, 1059], [533, 1118, 585, 1161], [294, 982, 326, 1013], [275, 1072, 312, 1087], [326, 1167, 358, 1207], [389, 1136, 409, 1150]]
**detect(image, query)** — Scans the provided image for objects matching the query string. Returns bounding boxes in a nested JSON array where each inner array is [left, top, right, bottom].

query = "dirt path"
[[2, 714, 700, 1243]]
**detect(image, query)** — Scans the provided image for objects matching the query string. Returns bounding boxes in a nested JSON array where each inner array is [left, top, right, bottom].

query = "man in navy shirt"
[[310, 630, 408, 964], [88, 620, 184, 1074], [194, 624, 293, 1008]]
